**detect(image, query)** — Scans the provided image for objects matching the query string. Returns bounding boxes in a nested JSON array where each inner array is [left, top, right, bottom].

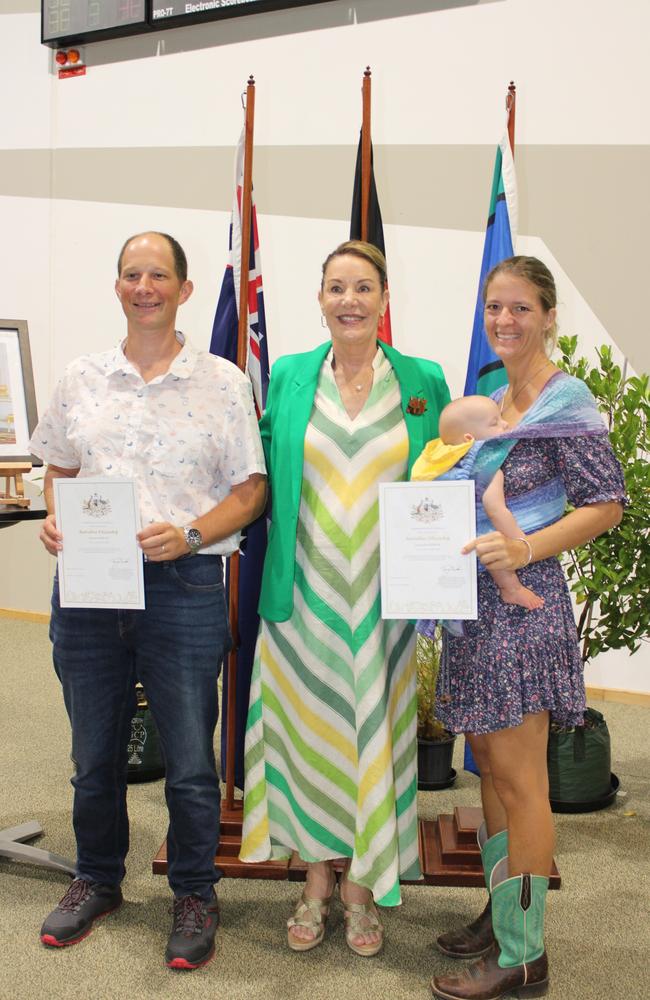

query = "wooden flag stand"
[[153, 77, 559, 890], [153, 800, 560, 887]]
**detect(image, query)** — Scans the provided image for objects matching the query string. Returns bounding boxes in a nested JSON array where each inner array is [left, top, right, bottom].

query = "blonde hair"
[[321, 240, 387, 289]]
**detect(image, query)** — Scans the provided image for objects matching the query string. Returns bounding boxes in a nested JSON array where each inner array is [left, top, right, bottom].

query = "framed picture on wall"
[[0, 320, 42, 465]]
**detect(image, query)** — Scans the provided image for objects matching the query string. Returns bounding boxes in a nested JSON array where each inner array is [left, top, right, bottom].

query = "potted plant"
[[548, 337, 649, 810], [416, 629, 457, 789]]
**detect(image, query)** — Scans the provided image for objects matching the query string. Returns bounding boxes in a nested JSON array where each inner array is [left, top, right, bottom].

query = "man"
[[30, 232, 266, 970]]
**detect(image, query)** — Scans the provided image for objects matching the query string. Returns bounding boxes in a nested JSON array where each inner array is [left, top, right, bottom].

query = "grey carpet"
[[1, 617, 648, 1000]]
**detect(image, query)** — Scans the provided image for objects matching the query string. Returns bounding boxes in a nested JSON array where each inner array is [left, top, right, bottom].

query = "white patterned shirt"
[[29, 333, 266, 555]]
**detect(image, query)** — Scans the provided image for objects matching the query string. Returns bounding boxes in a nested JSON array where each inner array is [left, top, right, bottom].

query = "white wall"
[[1, 0, 647, 690], [584, 646, 649, 695]]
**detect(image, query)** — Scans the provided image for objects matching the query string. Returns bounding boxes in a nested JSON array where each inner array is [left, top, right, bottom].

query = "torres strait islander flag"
[[210, 126, 269, 790], [463, 120, 517, 778], [349, 134, 393, 345], [463, 123, 518, 397]]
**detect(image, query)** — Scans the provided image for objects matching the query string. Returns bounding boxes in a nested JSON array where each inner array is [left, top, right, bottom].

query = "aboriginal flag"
[[350, 135, 392, 344]]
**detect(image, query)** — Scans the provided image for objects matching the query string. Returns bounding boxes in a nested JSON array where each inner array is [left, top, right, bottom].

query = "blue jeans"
[[49, 555, 229, 900]]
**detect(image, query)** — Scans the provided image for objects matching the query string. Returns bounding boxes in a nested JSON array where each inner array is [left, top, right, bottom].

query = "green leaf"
[[559, 343, 649, 662]]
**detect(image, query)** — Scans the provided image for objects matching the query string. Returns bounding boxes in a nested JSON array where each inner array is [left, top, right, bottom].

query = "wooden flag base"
[[152, 803, 560, 889]]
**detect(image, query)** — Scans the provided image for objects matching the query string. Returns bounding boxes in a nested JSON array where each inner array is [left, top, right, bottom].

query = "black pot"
[[417, 733, 456, 790]]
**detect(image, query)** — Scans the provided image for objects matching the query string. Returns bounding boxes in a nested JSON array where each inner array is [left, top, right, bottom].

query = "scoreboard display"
[[42, 0, 332, 47], [151, 2, 330, 28], [42, 1, 147, 45]]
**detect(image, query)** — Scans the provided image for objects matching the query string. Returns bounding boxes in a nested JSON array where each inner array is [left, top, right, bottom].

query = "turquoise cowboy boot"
[[436, 822, 507, 958], [490, 857, 548, 970], [432, 857, 550, 1000]]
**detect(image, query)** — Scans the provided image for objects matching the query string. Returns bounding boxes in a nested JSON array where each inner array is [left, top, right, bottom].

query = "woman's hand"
[[462, 531, 530, 571], [463, 502, 623, 572], [137, 522, 189, 561], [40, 513, 63, 556]]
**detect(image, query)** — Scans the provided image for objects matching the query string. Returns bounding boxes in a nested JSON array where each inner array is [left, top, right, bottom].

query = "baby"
[[412, 395, 543, 611]]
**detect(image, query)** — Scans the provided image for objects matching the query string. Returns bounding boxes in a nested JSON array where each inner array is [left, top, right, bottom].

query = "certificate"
[[379, 480, 477, 620], [55, 478, 145, 609]]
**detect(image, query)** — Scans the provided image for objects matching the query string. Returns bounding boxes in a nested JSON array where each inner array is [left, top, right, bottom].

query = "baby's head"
[[439, 395, 509, 445]]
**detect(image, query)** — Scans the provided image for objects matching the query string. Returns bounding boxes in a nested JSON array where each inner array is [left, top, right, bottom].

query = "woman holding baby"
[[428, 257, 625, 1000]]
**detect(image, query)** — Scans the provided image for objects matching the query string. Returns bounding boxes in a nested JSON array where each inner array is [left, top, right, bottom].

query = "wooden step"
[[454, 805, 485, 844], [417, 819, 485, 887], [438, 814, 481, 865]]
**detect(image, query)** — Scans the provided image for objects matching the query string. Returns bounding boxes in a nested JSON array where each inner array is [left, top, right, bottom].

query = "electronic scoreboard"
[[42, 0, 332, 47]]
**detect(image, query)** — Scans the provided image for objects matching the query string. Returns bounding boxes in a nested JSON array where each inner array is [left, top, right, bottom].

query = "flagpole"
[[361, 66, 372, 241], [507, 80, 516, 157], [225, 74, 255, 813], [237, 75, 256, 370]]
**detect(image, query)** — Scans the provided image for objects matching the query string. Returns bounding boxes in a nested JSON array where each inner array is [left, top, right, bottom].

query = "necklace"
[[500, 359, 552, 414], [332, 361, 373, 393], [343, 372, 370, 392]]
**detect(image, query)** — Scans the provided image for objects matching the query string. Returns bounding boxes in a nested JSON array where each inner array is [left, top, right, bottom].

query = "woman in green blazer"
[[241, 241, 450, 956]]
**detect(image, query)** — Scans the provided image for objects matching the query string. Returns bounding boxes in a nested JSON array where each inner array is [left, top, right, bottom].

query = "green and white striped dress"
[[241, 349, 420, 906]]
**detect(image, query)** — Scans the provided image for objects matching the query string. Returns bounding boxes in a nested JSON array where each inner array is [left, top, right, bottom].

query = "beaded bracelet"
[[517, 536, 533, 567]]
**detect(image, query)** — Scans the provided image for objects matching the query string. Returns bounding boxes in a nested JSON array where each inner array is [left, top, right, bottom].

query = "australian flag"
[[463, 123, 518, 397], [210, 126, 269, 790]]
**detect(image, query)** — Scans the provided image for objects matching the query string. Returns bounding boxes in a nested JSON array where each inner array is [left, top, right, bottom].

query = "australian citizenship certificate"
[[55, 478, 145, 609], [379, 480, 478, 620]]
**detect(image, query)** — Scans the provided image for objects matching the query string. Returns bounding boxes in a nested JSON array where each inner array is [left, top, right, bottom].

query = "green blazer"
[[258, 340, 451, 621]]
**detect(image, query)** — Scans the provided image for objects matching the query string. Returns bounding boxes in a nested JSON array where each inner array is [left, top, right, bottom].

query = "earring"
[[320, 314, 327, 328]]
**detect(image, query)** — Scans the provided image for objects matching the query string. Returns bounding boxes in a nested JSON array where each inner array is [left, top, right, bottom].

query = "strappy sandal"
[[342, 898, 384, 957], [287, 892, 333, 952], [341, 888, 384, 957], [339, 861, 384, 957]]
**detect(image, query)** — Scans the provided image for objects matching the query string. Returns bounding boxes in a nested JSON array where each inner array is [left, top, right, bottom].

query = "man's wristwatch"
[[183, 525, 203, 555]]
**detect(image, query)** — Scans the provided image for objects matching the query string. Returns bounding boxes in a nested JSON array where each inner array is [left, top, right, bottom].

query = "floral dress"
[[434, 431, 626, 736]]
